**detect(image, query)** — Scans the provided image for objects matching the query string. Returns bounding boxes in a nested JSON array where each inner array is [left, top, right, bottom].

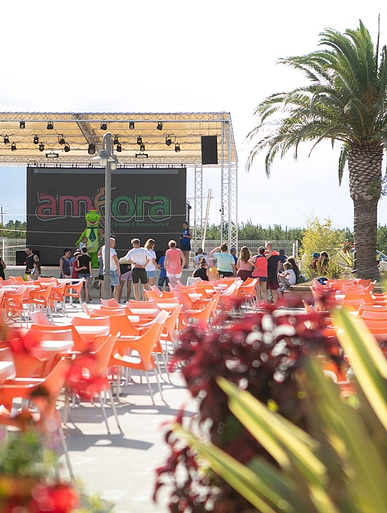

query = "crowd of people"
[[0, 222, 327, 305]]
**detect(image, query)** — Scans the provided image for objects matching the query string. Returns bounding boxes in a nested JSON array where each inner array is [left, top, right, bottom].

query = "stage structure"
[[0, 112, 238, 253]]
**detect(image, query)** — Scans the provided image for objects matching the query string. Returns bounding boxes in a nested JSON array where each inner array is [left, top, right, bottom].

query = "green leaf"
[[333, 308, 387, 430], [173, 423, 296, 513]]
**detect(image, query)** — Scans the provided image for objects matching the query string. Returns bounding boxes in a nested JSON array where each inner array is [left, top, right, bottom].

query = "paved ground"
[[51, 300, 194, 513]]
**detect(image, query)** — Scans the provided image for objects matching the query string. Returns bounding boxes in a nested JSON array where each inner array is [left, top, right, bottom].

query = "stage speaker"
[[201, 136, 218, 165], [16, 250, 40, 266]]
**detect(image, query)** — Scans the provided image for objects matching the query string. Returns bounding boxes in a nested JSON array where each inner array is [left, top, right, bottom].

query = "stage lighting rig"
[[116, 143, 122, 152], [88, 143, 96, 155], [64, 144, 70, 153], [33, 135, 39, 144], [129, 122, 135, 130], [165, 136, 172, 146], [3, 135, 9, 144], [139, 143, 145, 152], [137, 135, 142, 145], [113, 135, 119, 145], [11, 142, 17, 151], [58, 136, 66, 145], [19, 121, 25, 129], [100, 122, 107, 130], [47, 122, 54, 130], [39, 143, 44, 152], [175, 143, 181, 152], [156, 121, 163, 131]]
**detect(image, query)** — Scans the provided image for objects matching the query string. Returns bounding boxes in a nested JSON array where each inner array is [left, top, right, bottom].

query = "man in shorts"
[[118, 257, 132, 302], [265, 241, 281, 303], [124, 239, 150, 300], [100, 237, 121, 301]]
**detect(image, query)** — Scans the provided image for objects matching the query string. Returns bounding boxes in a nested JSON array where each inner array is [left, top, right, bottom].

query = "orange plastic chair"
[[28, 283, 54, 317], [2, 285, 30, 325], [237, 278, 259, 306], [90, 308, 141, 338], [49, 281, 68, 316], [100, 298, 121, 307], [0, 356, 73, 476], [179, 297, 215, 331], [64, 279, 85, 311], [110, 311, 168, 404], [64, 333, 121, 435], [71, 316, 111, 346], [8, 276, 26, 284], [30, 310, 57, 326]]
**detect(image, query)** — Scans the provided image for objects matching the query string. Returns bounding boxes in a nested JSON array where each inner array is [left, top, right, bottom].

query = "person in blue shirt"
[[158, 254, 169, 290]]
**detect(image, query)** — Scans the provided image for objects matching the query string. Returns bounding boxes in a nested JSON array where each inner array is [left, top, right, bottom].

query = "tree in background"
[[0, 220, 26, 239], [247, 20, 387, 280], [300, 217, 345, 277]]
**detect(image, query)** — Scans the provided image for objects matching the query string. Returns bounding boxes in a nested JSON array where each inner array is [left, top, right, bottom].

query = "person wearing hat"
[[310, 252, 320, 273], [71, 250, 81, 279]]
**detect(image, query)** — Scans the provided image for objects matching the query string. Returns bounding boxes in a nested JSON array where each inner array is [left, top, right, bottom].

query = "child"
[[193, 257, 209, 281], [310, 252, 320, 273], [158, 254, 169, 291], [278, 262, 296, 290], [207, 258, 219, 282]]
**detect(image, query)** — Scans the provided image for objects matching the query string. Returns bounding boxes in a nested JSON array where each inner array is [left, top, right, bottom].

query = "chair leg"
[[57, 418, 73, 479], [153, 368, 166, 404], [108, 387, 122, 433], [98, 394, 111, 435], [144, 372, 155, 405]]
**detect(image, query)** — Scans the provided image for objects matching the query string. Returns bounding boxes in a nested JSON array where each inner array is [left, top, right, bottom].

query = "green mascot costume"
[[76, 209, 101, 268]]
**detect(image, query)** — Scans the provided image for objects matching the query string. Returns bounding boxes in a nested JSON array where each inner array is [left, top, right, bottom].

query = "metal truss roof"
[[0, 112, 237, 166]]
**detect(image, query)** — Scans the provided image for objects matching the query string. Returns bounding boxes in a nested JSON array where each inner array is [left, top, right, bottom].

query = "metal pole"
[[202, 189, 212, 251], [103, 158, 112, 299]]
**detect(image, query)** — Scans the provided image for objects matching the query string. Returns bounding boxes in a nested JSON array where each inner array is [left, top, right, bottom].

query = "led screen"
[[27, 167, 187, 264]]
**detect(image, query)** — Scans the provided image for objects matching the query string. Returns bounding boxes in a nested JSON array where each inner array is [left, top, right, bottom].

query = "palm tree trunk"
[[349, 144, 383, 280], [353, 198, 379, 279]]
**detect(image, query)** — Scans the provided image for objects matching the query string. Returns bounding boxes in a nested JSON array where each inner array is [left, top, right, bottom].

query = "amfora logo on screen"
[[35, 191, 172, 223]]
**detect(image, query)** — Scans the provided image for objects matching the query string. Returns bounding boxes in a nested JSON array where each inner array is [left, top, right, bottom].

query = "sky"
[[1, 0, 387, 230]]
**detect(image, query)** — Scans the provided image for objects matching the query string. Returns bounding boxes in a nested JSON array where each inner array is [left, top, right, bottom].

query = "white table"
[[0, 361, 16, 385]]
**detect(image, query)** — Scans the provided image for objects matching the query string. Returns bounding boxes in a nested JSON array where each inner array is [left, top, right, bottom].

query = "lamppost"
[[94, 133, 119, 299]]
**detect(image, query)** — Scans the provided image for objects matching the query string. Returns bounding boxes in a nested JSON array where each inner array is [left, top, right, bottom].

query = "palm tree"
[[247, 20, 387, 279]]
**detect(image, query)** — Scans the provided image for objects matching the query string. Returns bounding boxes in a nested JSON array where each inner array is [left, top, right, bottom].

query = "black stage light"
[[156, 122, 163, 131], [39, 143, 44, 152], [3, 135, 9, 144], [100, 122, 107, 130], [165, 136, 172, 146], [139, 143, 145, 152], [64, 144, 70, 152], [129, 122, 135, 130], [19, 121, 25, 129], [175, 143, 180, 152], [116, 143, 122, 152], [47, 122, 54, 130], [58, 136, 65, 145], [137, 135, 142, 145], [33, 135, 39, 144], [10, 142, 16, 151], [88, 143, 95, 155], [113, 135, 119, 145]]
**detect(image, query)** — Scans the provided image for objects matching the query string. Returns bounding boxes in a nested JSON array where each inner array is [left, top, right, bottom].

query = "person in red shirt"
[[248, 246, 268, 305], [164, 240, 186, 288]]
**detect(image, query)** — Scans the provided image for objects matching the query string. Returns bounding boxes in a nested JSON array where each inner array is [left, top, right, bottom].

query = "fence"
[[0, 238, 26, 265], [201, 240, 299, 258], [0, 238, 299, 266]]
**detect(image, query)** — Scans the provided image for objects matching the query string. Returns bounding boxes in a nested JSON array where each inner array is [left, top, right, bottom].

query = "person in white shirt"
[[278, 262, 296, 290], [124, 238, 150, 300], [100, 237, 121, 301], [144, 238, 159, 288]]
